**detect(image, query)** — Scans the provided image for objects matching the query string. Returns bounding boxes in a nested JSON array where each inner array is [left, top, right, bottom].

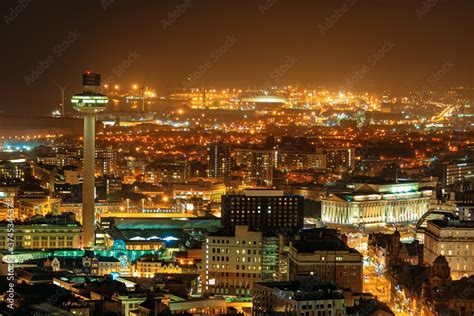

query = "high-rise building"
[[72, 71, 108, 248], [208, 143, 232, 181], [95, 146, 117, 176], [442, 161, 474, 188], [423, 219, 474, 280], [221, 190, 304, 233], [316, 147, 355, 173], [202, 226, 278, 297], [276, 151, 327, 171], [234, 148, 274, 187]]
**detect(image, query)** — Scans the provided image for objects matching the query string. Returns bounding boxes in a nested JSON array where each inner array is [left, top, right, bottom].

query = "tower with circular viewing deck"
[[72, 71, 108, 248]]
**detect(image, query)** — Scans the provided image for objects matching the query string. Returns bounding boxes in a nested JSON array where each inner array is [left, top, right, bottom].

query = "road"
[[344, 228, 422, 315]]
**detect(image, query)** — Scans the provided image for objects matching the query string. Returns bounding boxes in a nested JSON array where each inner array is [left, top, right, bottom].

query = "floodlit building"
[[322, 182, 432, 226], [172, 180, 226, 204], [0, 185, 18, 207], [93, 256, 122, 276]]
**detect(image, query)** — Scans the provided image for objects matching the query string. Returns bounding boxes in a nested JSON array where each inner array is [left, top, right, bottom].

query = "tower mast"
[[71, 72, 108, 248]]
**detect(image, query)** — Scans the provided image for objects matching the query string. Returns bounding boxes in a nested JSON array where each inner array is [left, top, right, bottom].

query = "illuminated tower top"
[[72, 71, 108, 113]]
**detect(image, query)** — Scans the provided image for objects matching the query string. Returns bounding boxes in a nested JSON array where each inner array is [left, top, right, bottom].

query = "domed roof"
[[433, 255, 448, 265]]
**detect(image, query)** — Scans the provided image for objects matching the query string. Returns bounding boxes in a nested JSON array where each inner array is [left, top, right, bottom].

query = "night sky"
[[0, 0, 473, 115]]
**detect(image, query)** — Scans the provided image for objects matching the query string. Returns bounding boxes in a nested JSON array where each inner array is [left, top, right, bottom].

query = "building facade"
[[316, 147, 355, 173], [253, 280, 346, 316], [423, 219, 474, 280], [202, 226, 278, 297], [322, 182, 432, 226], [221, 190, 304, 233], [208, 143, 232, 181], [287, 238, 363, 292], [95, 146, 118, 177], [0, 215, 82, 249], [0, 157, 26, 181], [19, 198, 62, 219], [234, 148, 274, 187], [442, 161, 474, 188], [277, 151, 327, 172]]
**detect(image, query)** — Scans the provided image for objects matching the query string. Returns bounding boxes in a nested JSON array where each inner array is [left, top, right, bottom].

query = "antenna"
[[54, 81, 70, 116]]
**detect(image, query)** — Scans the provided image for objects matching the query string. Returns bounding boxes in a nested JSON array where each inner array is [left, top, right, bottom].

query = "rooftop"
[[256, 279, 344, 301], [429, 219, 474, 229]]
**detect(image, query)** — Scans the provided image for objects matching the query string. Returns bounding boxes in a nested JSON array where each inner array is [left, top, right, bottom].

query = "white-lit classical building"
[[322, 182, 432, 226]]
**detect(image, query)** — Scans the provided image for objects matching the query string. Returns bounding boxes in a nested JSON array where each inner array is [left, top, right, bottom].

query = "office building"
[[0, 156, 26, 181], [423, 219, 474, 280], [442, 161, 474, 187], [202, 226, 278, 297], [287, 233, 363, 292], [221, 190, 304, 233]]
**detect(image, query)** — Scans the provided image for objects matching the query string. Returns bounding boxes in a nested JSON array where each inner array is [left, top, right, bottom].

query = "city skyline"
[[1, 1, 474, 315], [1, 0, 473, 115]]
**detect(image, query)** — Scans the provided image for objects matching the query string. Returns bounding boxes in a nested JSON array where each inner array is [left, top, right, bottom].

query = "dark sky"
[[0, 0, 473, 115]]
